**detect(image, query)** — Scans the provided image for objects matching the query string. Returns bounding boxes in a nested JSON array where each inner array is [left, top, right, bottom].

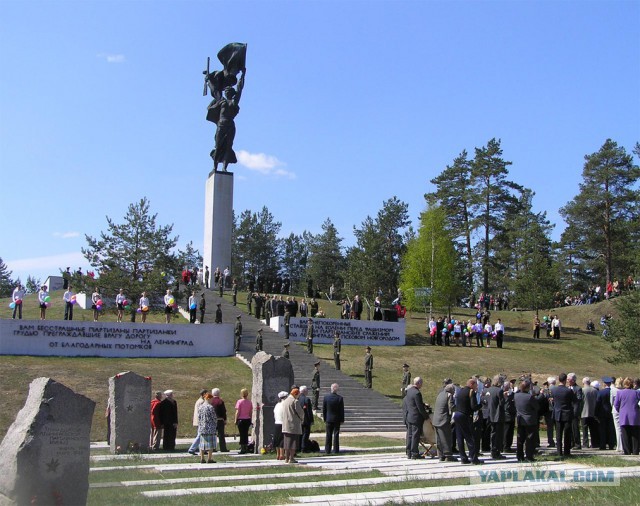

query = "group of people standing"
[[427, 314, 506, 348]]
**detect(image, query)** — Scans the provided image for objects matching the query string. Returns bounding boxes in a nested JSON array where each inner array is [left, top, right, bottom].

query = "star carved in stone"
[[46, 458, 60, 473], [127, 405, 134, 412]]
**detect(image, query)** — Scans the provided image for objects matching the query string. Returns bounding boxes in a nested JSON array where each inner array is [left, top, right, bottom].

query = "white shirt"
[[139, 296, 149, 308], [116, 293, 126, 304], [484, 323, 493, 333], [164, 294, 172, 305], [273, 401, 284, 424], [495, 322, 504, 332], [12, 287, 25, 302], [189, 295, 197, 308], [92, 292, 101, 304], [63, 290, 74, 303], [38, 289, 48, 304], [552, 318, 561, 328]]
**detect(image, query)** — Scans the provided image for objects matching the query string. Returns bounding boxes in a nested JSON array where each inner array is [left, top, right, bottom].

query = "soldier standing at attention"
[[255, 328, 263, 352], [284, 308, 291, 339], [199, 293, 206, 323], [306, 318, 314, 353], [364, 346, 374, 388], [402, 363, 411, 398], [234, 315, 242, 352], [311, 361, 321, 410], [333, 332, 342, 370], [246, 291, 252, 315], [232, 280, 238, 306]]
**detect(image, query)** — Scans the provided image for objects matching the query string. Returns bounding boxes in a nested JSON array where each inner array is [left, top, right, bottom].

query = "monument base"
[[203, 171, 234, 281]]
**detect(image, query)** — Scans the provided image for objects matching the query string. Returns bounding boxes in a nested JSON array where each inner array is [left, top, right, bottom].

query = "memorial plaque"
[[0, 377, 95, 506], [108, 371, 151, 454], [251, 352, 294, 454]]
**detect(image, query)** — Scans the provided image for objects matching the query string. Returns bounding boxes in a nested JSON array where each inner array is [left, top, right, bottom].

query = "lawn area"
[[1, 292, 637, 441]]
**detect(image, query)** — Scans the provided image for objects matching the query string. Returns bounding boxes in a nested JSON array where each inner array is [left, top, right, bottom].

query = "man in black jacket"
[[403, 377, 430, 459], [515, 379, 539, 462], [322, 383, 345, 454], [550, 372, 575, 457], [486, 375, 506, 459], [454, 378, 483, 464]]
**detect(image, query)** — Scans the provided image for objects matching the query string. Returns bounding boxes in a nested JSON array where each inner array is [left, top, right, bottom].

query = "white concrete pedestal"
[[203, 171, 234, 278]]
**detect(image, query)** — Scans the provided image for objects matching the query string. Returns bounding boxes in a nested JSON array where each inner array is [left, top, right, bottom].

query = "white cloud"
[[53, 231, 80, 239], [237, 150, 295, 179], [97, 53, 126, 63]]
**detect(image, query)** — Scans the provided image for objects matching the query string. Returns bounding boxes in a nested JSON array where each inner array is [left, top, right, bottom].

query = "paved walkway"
[[202, 290, 406, 433]]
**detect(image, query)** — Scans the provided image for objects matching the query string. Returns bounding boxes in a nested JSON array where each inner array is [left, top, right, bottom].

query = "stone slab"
[[108, 371, 151, 453], [0, 377, 95, 506]]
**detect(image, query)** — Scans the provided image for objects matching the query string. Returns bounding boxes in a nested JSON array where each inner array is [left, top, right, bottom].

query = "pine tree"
[[0, 257, 15, 297], [307, 218, 345, 296]]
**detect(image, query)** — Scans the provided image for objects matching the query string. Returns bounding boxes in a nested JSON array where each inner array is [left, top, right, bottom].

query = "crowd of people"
[[404, 372, 640, 464], [426, 312, 507, 348]]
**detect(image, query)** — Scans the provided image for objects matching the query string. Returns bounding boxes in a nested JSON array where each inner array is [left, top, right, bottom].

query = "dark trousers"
[[475, 332, 484, 347], [189, 309, 196, 323], [620, 425, 640, 455], [545, 413, 555, 445], [312, 388, 319, 410], [163, 425, 177, 450], [581, 417, 599, 448], [553, 326, 561, 339], [325, 422, 341, 454], [496, 330, 503, 348], [503, 420, 515, 450], [300, 423, 311, 451], [365, 369, 372, 388], [454, 413, 477, 461], [216, 419, 227, 451], [237, 419, 251, 445], [597, 415, 616, 449], [517, 424, 536, 460], [490, 421, 504, 455], [571, 417, 581, 448], [555, 419, 572, 456], [479, 418, 490, 452], [334, 352, 340, 370], [12, 303, 22, 319], [533, 327, 540, 339], [64, 302, 73, 320], [199, 310, 205, 324], [434, 424, 453, 457], [406, 422, 422, 457]]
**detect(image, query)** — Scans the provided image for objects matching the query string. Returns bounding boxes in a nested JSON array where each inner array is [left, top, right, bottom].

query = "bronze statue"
[[203, 43, 247, 172]]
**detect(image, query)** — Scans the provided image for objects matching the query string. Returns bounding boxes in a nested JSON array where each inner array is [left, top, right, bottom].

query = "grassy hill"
[[1, 290, 637, 442]]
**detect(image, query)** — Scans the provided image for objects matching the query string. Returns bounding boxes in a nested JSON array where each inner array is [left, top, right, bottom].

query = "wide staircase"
[[202, 288, 406, 433]]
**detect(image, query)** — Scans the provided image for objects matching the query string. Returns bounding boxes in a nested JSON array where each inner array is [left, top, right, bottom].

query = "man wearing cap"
[[364, 347, 373, 388], [311, 361, 321, 410], [215, 303, 222, 324], [401, 364, 411, 398], [255, 328, 263, 352], [323, 383, 345, 454], [188, 389, 209, 454], [306, 318, 314, 353], [149, 391, 163, 451], [432, 383, 457, 461], [234, 315, 242, 352], [596, 376, 616, 450], [333, 332, 342, 370], [284, 308, 291, 339], [403, 377, 429, 459], [159, 390, 179, 451]]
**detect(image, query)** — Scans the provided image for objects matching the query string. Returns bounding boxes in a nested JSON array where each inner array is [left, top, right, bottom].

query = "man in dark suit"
[[432, 383, 457, 461], [322, 383, 345, 454], [514, 379, 539, 462], [568, 373, 584, 449], [595, 376, 616, 450], [550, 372, 575, 457], [403, 377, 430, 459], [298, 386, 314, 452], [454, 378, 483, 464], [486, 375, 506, 459]]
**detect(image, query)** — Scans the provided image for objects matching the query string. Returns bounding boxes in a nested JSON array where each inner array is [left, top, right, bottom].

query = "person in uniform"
[[232, 280, 238, 306], [401, 363, 411, 398], [284, 308, 291, 339], [364, 346, 374, 388], [199, 293, 206, 323], [246, 290, 253, 315], [306, 318, 314, 353], [311, 361, 321, 411], [215, 303, 222, 323], [282, 342, 290, 359], [333, 332, 342, 370], [255, 328, 263, 352], [234, 315, 242, 352]]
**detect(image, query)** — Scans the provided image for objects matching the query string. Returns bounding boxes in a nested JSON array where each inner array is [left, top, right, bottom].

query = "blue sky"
[[1, 0, 639, 285]]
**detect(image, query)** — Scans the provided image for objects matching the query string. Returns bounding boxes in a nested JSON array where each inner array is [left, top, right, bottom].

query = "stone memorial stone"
[[251, 351, 295, 454], [108, 371, 151, 454], [0, 377, 95, 506]]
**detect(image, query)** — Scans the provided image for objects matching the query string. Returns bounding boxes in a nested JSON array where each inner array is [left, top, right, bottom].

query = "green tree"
[[0, 257, 15, 297], [82, 197, 179, 300], [348, 197, 411, 303], [25, 275, 41, 294], [559, 139, 640, 285], [307, 218, 345, 296], [400, 206, 460, 314], [232, 206, 281, 285], [602, 291, 640, 364], [279, 232, 311, 295], [471, 138, 521, 293], [425, 150, 474, 289]]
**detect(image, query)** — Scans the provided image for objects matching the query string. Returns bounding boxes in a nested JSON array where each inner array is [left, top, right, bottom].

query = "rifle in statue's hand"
[[202, 56, 210, 96]]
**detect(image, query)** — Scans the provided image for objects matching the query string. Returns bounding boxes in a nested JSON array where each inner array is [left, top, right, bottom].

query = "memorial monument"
[[251, 352, 294, 453], [108, 371, 152, 454], [202, 42, 247, 278], [0, 378, 95, 506]]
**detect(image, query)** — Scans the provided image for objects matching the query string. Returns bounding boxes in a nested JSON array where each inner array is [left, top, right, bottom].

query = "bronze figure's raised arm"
[[203, 43, 247, 173]]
